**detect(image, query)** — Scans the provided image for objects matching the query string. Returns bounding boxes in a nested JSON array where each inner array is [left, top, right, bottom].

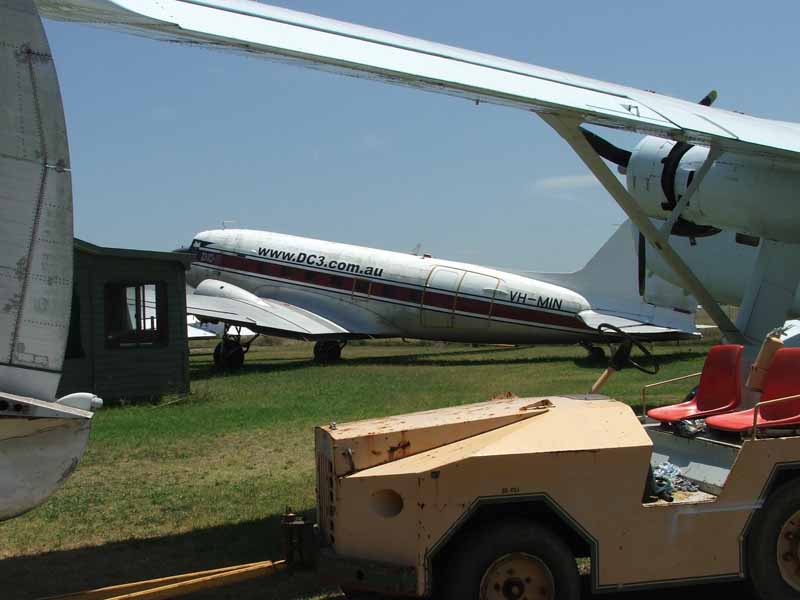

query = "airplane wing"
[[37, 0, 800, 162], [187, 281, 354, 340], [186, 321, 218, 340], [578, 310, 700, 342]]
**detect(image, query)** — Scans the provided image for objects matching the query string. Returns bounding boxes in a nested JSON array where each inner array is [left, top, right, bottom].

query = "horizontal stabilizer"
[[578, 310, 700, 341], [532, 221, 699, 340]]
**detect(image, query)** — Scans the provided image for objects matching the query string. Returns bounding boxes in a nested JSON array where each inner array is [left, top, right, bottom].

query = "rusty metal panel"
[[321, 396, 553, 476]]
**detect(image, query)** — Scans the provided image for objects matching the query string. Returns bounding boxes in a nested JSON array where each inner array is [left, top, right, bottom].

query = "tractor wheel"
[[439, 518, 579, 600], [748, 479, 800, 599]]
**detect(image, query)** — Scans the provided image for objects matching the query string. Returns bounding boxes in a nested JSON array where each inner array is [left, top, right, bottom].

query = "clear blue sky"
[[42, 1, 800, 272]]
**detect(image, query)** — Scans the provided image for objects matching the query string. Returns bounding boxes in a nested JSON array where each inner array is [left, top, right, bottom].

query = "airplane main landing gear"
[[213, 326, 258, 371], [580, 342, 606, 362], [213, 339, 245, 370], [313, 340, 345, 364]]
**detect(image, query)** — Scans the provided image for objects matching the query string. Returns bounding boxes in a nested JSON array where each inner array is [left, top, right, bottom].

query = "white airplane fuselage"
[[187, 229, 600, 345]]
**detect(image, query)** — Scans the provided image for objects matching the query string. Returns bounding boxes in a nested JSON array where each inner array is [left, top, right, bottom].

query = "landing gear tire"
[[748, 479, 800, 599], [439, 519, 579, 600], [313, 340, 343, 364], [213, 339, 245, 371], [588, 345, 606, 362], [339, 589, 381, 600]]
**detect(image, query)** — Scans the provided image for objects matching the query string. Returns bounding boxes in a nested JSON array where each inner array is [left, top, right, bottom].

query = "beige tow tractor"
[[301, 329, 800, 600], [48, 330, 800, 600]]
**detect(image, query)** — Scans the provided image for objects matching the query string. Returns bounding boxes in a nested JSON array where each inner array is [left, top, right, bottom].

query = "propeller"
[[698, 89, 718, 107], [580, 128, 631, 170], [588, 91, 719, 298], [581, 90, 718, 171], [638, 232, 647, 297]]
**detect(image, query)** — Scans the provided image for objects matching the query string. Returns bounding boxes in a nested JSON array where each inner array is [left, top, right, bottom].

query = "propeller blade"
[[699, 90, 718, 107], [638, 232, 647, 297], [580, 128, 632, 168]]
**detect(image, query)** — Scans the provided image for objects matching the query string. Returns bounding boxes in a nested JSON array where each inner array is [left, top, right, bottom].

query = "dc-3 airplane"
[[32, 0, 800, 362], [180, 223, 699, 369]]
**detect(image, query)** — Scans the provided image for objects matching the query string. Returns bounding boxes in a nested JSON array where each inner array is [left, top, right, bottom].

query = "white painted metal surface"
[[641, 224, 800, 320], [31, 0, 800, 346], [1, 0, 73, 400], [33, 0, 800, 161], [189, 279, 349, 337], [0, 392, 96, 521], [627, 138, 800, 243], [0, 0, 100, 523], [183, 225, 700, 347]]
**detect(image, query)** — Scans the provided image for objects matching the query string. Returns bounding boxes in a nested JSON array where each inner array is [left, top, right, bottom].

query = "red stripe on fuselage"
[[197, 251, 589, 331]]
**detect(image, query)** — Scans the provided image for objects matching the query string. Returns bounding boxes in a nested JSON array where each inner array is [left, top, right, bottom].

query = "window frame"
[[104, 281, 169, 349]]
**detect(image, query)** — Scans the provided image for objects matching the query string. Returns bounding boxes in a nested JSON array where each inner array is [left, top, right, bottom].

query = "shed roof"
[[74, 239, 193, 269]]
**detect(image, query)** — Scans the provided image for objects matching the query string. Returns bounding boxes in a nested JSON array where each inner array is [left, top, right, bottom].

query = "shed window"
[[105, 282, 168, 348]]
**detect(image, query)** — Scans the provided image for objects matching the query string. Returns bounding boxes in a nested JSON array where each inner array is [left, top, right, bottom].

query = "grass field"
[[1, 339, 719, 600]]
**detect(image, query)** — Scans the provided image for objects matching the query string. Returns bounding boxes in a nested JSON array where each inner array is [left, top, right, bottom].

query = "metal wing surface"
[[187, 285, 352, 340], [37, 0, 800, 161]]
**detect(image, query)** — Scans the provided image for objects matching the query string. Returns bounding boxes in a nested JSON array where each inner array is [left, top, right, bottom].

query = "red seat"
[[647, 345, 743, 423], [707, 348, 800, 433]]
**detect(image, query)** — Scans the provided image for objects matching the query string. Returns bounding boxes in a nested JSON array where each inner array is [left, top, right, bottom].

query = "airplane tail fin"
[[0, 0, 74, 399], [529, 221, 699, 337]]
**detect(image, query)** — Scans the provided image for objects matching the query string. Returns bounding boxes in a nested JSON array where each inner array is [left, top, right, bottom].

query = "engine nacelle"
[[195, 279, 264, 306], [626, 136, 800, 243]]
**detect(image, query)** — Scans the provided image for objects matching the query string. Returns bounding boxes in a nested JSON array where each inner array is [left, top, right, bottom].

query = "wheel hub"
[[479, 552, 554, 600], [777, 510, 800, 591]]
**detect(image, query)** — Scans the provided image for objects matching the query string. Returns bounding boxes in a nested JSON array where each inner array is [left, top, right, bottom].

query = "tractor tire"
[[748, 478, 800, 599], [439, 518, 579, 600]]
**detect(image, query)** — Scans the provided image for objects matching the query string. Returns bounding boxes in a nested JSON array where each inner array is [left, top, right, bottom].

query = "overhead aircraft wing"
[[37, 0, 800, 162], [187, 282, 352, 340], [578, 310, 700, 342]]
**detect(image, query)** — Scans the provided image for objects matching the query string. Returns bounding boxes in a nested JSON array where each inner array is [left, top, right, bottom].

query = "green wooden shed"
[[57, 239, 193, 402]]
